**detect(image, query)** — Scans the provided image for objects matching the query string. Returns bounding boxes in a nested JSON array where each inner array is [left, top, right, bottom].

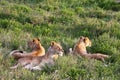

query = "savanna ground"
[[0, 0, 120, 80]]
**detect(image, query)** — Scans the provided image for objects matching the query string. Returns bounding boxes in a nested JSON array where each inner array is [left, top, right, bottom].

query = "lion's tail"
[[9, 50, 25, 59], [97, 53, 110, 58], [91, 53, 110, 62], [9, 50, 23, 55]]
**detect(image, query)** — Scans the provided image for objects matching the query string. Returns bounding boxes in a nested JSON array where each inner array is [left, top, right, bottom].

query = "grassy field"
[[0, 0, 120, 80]]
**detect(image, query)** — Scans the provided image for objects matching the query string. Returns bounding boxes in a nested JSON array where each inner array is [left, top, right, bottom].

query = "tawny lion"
[[10, 41, 64, 70], [72, 36, 109, 62], [10, 38, 45, 60]]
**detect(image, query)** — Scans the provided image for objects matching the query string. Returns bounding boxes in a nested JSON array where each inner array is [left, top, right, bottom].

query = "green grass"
[[0, 0, 120, 80]]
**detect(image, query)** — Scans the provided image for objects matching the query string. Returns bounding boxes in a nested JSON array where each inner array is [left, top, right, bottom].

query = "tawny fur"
[[10, 41, 64, 70], [73, 36, 109, 62], [10, 38, 45, 60]]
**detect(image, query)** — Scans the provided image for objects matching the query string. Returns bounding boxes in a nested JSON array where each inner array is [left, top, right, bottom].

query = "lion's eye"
[[57, 47, 61, 50], [59, 48, 63, 51]]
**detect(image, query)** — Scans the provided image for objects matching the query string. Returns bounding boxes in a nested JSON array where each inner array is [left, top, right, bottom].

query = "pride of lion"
[[10, 36, 109, 70], [10, 39, 64, 70]]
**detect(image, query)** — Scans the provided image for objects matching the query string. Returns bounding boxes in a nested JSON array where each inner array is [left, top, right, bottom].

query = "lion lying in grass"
[[72, 36, 109, 62], [10, 41, 64, 70], [10, 38, 45, 60]]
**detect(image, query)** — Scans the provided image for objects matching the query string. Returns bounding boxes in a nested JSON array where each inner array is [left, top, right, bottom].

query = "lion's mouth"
[[58, 52, 63, 56]]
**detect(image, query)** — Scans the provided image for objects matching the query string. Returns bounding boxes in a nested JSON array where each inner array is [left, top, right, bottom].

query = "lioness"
[[10, 41, 64, 70], [73, 36, 109, 62], [10, 38, 45, 60]]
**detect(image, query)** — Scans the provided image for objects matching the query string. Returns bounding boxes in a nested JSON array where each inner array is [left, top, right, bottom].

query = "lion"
[[72, 36, 109, 62], [10, 41, 64, 70], [9, 38, 45, 60]]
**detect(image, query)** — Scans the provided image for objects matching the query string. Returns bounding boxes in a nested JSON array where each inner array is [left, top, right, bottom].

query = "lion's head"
[[27, 38, 41, 49], [79, 36, 92, 47], [72, 36, 92, 55], [48, 41, 64, 57]]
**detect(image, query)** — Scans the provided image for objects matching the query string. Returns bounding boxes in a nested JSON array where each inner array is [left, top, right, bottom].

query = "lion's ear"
[[80, 36, 84, 39], [51, 41, 55, 46], [33, 39, 35, 42], [79, 36, 84, 42], [83, 37, 88, 42], [37, 38, 40, 41]]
